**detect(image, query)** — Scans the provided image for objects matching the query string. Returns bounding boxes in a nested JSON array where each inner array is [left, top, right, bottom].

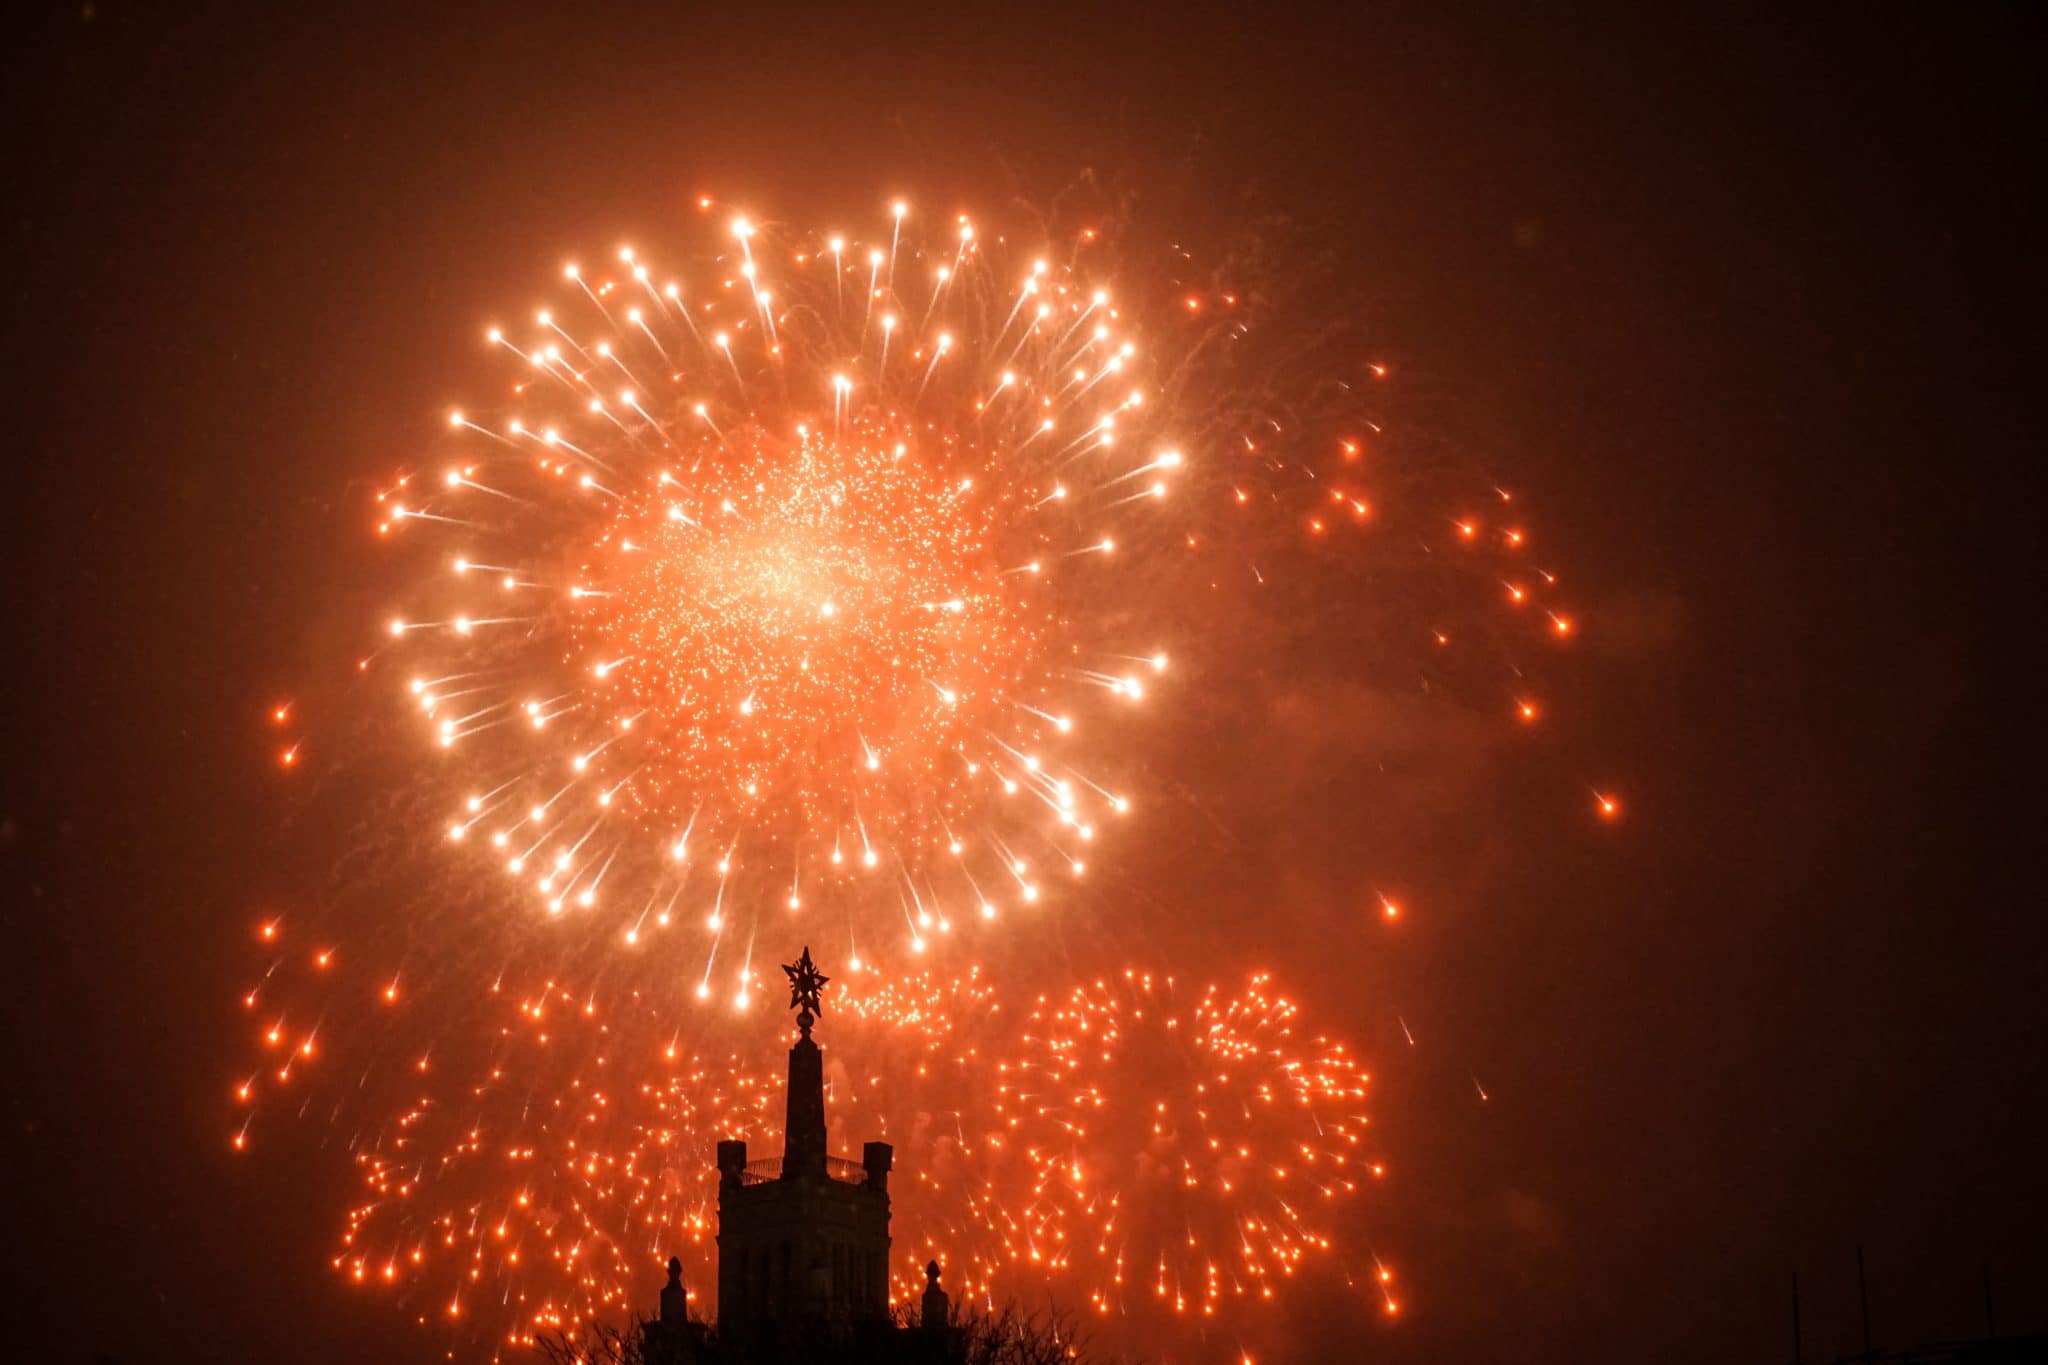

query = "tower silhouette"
[[715, 948, 894, 1333]]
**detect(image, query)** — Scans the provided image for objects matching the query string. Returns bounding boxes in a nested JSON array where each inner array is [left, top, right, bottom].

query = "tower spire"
[[717, 948, 893, 1330], [780, 947, 829, 1178]]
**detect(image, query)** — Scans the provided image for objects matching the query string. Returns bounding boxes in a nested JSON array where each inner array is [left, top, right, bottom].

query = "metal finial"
[[782, 946, 829, 1037]]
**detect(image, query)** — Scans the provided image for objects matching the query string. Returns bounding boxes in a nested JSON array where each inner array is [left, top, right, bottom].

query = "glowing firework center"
[[573, 418, 1044, 873]]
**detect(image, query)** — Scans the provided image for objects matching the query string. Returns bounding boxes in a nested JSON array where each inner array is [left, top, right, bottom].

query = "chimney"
[[862, 1141, 893, 1193]]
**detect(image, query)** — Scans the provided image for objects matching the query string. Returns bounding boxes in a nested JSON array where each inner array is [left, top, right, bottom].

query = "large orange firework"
[[386, 207, 1171, 973]]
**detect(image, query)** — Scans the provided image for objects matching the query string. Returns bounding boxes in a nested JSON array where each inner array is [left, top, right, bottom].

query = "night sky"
[[3, 5, 2037, 1362]]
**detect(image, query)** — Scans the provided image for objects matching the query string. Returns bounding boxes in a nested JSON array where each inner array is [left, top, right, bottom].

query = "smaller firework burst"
[[990, 969, 1383, 1335]]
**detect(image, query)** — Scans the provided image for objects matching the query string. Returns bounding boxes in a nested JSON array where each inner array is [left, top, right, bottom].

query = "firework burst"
[[384, 207, 1174, 974], [990, 970, 1385, 1338]]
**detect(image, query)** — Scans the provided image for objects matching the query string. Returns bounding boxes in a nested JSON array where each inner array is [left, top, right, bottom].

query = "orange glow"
[[238, 193, 1614, 1360]]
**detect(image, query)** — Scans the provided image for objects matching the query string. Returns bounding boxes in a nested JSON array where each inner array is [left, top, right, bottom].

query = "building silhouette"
[[715, 948, 894, 1334], [641, 1255, 708, 1361], [625, 949, 1000, 1362]]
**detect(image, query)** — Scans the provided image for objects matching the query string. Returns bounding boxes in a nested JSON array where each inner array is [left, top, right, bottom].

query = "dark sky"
[[2, 4, 2037, 1362]]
